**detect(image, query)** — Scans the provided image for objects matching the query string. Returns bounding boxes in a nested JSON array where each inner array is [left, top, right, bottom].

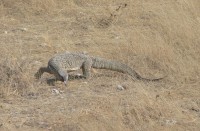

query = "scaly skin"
[[35, 52, 164, 85]]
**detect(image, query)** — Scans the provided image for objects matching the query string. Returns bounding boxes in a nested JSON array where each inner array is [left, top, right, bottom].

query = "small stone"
[[39, 43, 48, 47], [52, 89, 60, 95], [76, 73, 82, 76], [22, 28, 27, 31], [117, 85, 125, 90]]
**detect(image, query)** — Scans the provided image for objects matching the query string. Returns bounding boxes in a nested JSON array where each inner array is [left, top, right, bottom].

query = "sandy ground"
[[0, 0, 200, 130]]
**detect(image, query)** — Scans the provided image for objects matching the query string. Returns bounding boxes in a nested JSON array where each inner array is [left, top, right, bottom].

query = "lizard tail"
[[91, 56, 164, 81]]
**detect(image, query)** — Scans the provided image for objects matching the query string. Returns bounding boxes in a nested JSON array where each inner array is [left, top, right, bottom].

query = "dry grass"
[[0, 0, 200, 130]]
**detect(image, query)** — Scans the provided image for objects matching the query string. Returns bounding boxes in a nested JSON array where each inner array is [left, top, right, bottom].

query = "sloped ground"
[[0, 0, 200, 130]]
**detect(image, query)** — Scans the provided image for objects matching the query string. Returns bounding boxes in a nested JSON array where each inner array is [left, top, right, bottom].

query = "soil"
[[0, 0, 200, 131]]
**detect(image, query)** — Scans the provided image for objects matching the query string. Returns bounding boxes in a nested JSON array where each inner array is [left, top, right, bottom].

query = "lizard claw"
[[64, 81, 67, 86]]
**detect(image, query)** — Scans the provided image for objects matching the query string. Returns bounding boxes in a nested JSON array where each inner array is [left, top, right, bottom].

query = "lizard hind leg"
[[82, 60, 92, 79]]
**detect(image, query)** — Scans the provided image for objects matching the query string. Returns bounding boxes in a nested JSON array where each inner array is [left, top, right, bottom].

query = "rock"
[[117, 85, 125, 90]]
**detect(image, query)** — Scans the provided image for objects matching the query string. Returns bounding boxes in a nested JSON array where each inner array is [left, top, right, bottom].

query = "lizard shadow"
[[46, 74, 85, 86]]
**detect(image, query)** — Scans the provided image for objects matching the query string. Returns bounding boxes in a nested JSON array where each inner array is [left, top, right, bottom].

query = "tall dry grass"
[[0, 0, 200, 130], [0, 0, 199, 102]]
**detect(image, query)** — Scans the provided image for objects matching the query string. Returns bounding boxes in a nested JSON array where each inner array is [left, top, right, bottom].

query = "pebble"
[[117, 85, 125, 90]]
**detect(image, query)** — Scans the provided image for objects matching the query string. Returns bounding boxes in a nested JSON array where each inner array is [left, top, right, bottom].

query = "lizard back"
[[48, 52, 90, 72]]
